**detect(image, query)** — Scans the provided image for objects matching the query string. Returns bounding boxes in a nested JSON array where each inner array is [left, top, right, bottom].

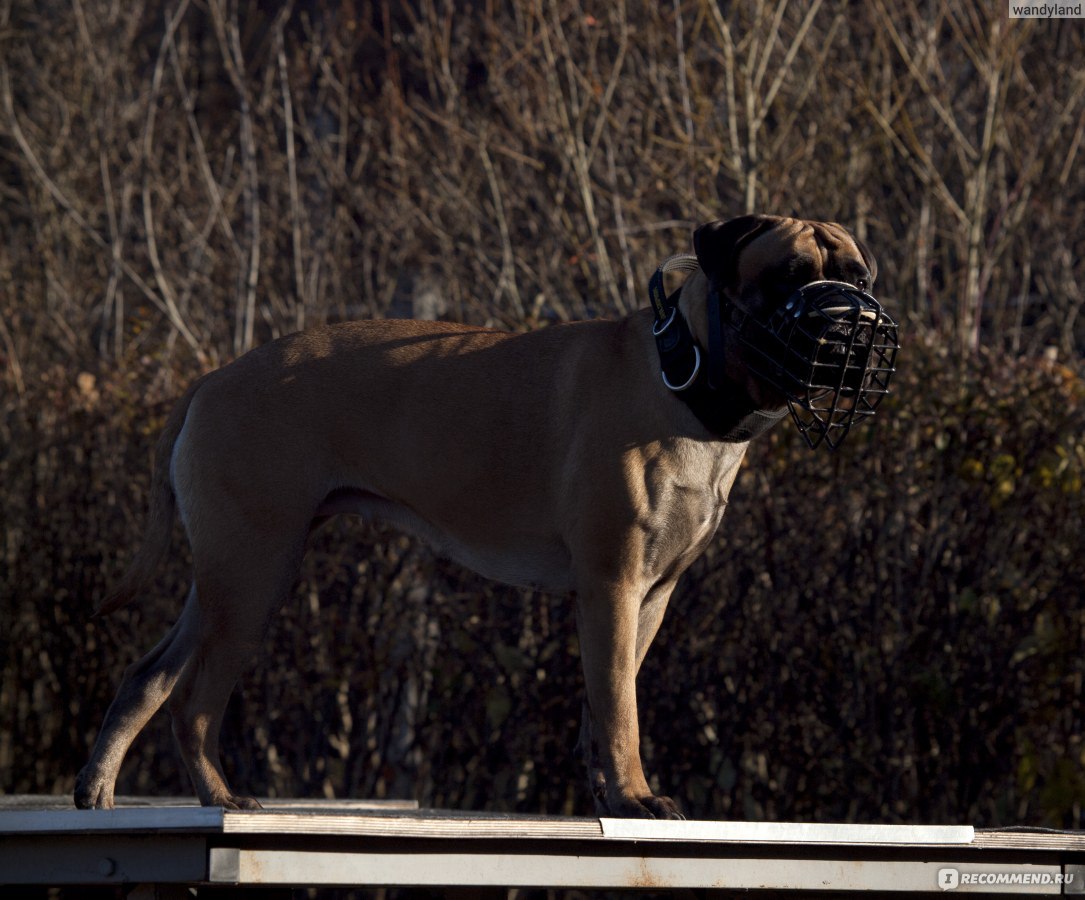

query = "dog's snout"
[[732, 279, 898, 449]]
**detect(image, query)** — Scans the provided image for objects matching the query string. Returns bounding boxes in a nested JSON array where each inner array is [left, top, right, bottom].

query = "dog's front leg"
[[575, 580, 683, 819]]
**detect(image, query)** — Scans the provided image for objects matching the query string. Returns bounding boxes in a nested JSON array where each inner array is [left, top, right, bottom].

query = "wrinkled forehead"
[[736, 218, 865, 283]]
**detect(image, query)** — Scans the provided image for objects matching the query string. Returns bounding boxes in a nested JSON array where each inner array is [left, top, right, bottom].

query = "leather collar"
[[649, 256, 787, 442]]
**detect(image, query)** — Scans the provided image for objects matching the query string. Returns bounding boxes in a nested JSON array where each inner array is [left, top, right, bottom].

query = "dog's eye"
[[856, 278, 869, 291]]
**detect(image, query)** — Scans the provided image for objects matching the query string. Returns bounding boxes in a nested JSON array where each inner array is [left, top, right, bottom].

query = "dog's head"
[[688, 215, 896, 448]]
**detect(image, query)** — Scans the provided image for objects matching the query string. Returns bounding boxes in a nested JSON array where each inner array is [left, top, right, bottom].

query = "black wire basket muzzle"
[[731, 280, 899, 450]]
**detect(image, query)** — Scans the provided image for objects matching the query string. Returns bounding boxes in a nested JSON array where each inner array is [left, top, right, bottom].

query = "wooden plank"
[[973, 829, 1085, 852], [220, 809, 602, 839], [257, 797, 418, 810], [600, 818, 975, 845]]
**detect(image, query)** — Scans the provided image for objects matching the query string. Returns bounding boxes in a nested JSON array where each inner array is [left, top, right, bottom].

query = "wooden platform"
[[2, 796, 1084, 894]]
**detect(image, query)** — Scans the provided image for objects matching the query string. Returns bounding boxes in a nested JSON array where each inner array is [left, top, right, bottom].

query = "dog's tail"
[[95, 375, 206, 617]]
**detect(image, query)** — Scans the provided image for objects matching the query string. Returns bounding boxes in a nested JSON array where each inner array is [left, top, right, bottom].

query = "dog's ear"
[[853, 235, 878, 286], [693, 215, 781, 291]]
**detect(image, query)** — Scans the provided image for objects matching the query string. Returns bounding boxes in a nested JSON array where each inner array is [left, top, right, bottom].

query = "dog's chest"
[[636, 440, 745, 575], [640, 485, 727, 576]]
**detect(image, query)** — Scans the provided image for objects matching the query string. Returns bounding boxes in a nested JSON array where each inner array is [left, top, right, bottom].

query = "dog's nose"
[[820, 322, 875, 395]]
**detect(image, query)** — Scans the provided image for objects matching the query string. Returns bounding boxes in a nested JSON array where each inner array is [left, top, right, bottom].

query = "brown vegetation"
[[1, 1, 1083, 825]]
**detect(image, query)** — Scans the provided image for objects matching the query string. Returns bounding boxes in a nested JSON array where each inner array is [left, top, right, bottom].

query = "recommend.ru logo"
[[938, 868, 960, 891]]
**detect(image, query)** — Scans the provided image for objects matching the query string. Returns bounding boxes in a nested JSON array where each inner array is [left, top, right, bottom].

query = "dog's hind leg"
[[575, 700, 608, 815], [165, 539, 304, 810], [75, 586, 201, 809]]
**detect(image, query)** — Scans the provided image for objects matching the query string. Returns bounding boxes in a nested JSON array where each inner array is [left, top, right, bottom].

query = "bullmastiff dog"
[[75, 214, 896, 818]]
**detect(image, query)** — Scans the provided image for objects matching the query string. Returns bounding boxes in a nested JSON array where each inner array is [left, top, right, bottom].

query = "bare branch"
[[276, 17, 307, 332]]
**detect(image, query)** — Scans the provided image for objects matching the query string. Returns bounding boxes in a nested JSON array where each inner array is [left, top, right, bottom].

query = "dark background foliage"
[[1, 0, 1083, 828]]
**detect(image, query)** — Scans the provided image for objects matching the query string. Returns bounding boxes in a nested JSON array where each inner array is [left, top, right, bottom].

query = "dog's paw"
[[74, 767, 114, 810], [219, 793, 263, 811], [605, 792, 685, 819], [640, 794, 685, 820]]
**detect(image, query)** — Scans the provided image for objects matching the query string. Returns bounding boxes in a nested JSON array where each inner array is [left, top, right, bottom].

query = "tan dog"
[[75, 215, 878, 818]]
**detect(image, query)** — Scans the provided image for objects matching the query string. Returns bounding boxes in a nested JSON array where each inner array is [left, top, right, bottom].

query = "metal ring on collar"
[[652, 307, 678, 337], [661, 344, 701, 392]]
